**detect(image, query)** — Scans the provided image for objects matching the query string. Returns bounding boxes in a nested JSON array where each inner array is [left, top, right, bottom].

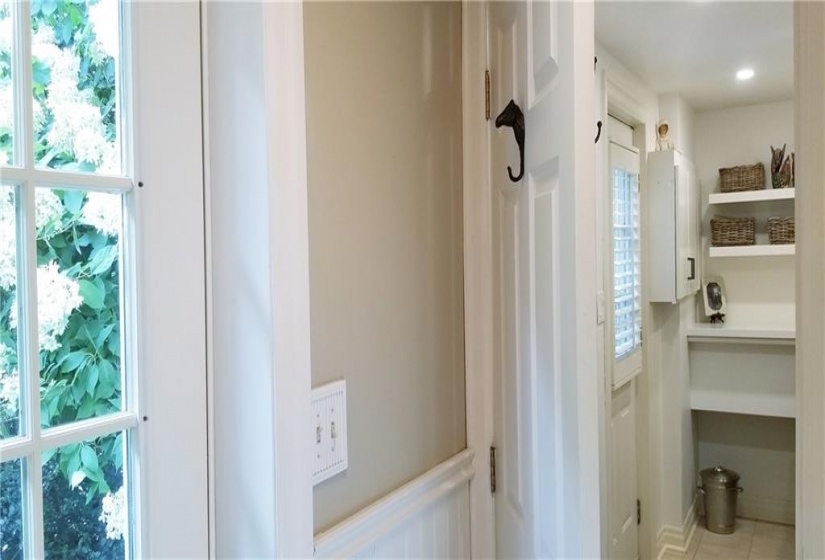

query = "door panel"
[[489, 1, 595, 557], [609, 382, 638, 560]]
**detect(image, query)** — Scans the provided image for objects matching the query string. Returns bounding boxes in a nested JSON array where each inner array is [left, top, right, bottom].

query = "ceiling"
[[595, 1, 793, 111]]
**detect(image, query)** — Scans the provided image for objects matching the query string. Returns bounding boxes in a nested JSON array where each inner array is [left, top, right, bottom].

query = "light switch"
[[312, 379, 348, 485]]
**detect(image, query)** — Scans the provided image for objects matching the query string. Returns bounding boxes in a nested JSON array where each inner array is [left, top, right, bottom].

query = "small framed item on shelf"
[[703, 276, 728, 324]]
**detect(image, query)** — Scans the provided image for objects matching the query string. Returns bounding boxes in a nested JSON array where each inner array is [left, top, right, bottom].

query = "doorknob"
[[495, 99, 525, 183]]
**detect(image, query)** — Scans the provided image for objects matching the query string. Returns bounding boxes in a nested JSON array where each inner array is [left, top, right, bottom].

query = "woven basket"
[[711, 216, 756, 247], [768, 216, 795, 244], [719, 163, 765, 193]]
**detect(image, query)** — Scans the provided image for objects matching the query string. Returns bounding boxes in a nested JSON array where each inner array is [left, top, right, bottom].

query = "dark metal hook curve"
[[495, 99, 525, 183], [595, 120, 603, 144]]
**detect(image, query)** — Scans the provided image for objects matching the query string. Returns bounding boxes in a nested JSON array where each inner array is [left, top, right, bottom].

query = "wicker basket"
[[719, 163, 765, 193], [711, 216, 756, 247], [768, 216, 795, 244]]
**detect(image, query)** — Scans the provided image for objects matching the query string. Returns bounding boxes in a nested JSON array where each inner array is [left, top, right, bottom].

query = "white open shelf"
[[691, 390, 795, 419], [709, 187, 795, 205], [686, 325, 795, 344], [709, 244, 795, 258]]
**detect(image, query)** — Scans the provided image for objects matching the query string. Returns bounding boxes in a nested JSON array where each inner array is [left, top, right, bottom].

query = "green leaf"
[[76, 396, 95, 420], [60, 350, 87, 373], [80, 445, 99, 472], [40, 0, 57, 17], [79, 279, 104, 310], [94, 323, 115, 348], [66, 446, 82, 476], [86, 363, 99, 395], [87, 244, 118, 275], [63, 190, 85, 214], [85, 484, 96, 504], [97, 358, 118, 385], [81, 466, 101, 483], [41, 447, 58, 466]]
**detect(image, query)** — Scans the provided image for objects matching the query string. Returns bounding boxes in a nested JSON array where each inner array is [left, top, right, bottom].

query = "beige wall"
[[304, 2, 465, 533]]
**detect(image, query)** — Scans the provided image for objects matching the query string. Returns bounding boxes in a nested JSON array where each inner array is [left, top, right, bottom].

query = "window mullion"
[[18, 183, 45, 560], [12, 0, 46, 557], [12, 0, 32, 169]]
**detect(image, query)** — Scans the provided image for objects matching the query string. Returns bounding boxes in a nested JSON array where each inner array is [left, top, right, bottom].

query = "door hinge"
[[485, 70, 491, 121], [637, 499, 641, 525], [490, 445, 497, 494]]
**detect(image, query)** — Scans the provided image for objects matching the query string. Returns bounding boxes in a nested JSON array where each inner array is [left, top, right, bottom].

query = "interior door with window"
[[0, 2, 207, 557], [488, 1, 599, 557]]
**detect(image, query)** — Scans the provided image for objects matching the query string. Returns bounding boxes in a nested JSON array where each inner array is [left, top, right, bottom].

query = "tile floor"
[[662, 518, 795, 560]]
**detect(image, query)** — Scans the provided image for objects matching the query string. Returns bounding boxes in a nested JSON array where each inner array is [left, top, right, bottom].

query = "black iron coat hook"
[[495, 99, 525, 183]]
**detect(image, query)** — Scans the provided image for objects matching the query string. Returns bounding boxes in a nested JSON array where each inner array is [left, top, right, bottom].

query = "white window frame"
[[608, 140, 642, 388], [0, 2, 208, 557]]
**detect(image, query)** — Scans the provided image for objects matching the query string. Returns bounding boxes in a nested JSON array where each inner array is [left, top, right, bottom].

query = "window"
[[609, 140, 642, 386], [1, 1, 136, 557]]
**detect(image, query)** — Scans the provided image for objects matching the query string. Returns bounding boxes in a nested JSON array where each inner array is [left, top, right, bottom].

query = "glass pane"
[[31, 0, 121, 174], [42, 432, 128, 559], [35, 188, 123, 429], [0, 459, 24, 557], [0, 1, 12, 166], [0, 185, 19, 439], [613, 168, 641, 360]]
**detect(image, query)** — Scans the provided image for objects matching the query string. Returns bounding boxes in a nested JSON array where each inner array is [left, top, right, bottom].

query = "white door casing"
[[489, 1, 599, 557], [131, 2, 209, 556]]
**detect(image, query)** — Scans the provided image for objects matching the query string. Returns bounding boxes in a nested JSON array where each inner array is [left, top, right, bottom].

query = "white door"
[[609, 382, 638, 560], [489, 1, 599, 557]]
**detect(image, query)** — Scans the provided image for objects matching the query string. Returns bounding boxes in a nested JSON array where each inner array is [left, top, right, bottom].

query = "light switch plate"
[[311, 379, 348, 485]]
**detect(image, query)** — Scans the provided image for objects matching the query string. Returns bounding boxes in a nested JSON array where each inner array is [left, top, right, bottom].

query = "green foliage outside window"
[[0, 1, 127, 556]]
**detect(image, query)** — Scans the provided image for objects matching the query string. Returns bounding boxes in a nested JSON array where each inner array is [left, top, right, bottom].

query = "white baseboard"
[[656, 498, 699, 560], [313, 449, 474, 558]]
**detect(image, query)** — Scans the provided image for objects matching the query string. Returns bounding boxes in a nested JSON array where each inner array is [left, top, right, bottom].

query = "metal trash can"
[[698, 465, 743, 534]]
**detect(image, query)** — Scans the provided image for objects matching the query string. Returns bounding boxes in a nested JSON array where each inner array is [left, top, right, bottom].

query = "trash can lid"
[[700, 465, 740, 487]]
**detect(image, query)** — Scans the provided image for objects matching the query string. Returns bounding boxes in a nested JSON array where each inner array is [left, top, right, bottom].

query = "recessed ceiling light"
[[736, 68, 755, 81]]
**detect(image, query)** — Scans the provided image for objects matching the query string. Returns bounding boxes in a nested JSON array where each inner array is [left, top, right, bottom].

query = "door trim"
[[461, 1, 497, 558], [795, 4, 825, 557]]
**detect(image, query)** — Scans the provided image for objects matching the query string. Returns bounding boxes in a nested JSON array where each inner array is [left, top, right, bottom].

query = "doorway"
[[596, 3, 797, 559]]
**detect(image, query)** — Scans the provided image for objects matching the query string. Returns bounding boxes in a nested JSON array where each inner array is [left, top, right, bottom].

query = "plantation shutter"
[[608, 136, 642, 387]]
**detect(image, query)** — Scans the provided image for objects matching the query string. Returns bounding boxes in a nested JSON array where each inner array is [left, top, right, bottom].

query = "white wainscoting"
[[314, 449, 475, 559]]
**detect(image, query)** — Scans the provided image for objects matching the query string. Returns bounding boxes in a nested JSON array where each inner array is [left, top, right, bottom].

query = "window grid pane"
[[31, 0, 122, 175], [613, 168, 641, 360], [0, 184, 19, 439], [0, 1, 13, 166]]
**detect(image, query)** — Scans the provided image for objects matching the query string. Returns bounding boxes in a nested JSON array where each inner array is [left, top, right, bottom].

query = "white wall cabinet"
[[648, 149, 700, 303]]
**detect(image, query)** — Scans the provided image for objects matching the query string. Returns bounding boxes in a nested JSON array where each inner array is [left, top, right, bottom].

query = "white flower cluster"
[[31, 26, 118, 172], [0, 343, 18, 416], [0, 187, 16, 290], [11, 263, 82, 352], [0, 11, 11, 160], [99, 485, 127, 540], [81, 192, 121, 237], [35, 189, 63, 230]]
